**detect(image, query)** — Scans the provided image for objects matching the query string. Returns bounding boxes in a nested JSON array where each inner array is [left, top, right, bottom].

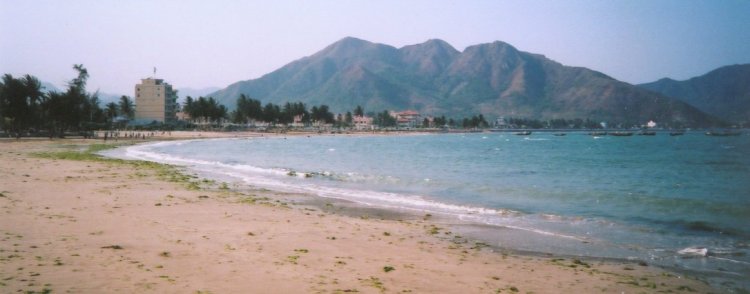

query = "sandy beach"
[[0, 138, 716, 293]]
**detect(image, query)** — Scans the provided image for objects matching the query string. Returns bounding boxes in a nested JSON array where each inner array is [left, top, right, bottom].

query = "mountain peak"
[[401, 39, 458, 54], [420, 38, 456, 49], [325, 37, 372, 51], [460, 41, 521, 61], [706, 63, 750, 77], [208, 37, 721, 127], [335, 36, 370, 45], [399, 39, 459, 76], [464, 40, 516, 50], [314, 36, 393, 60], [639, 63, 750, 123], [655, 77, 677, 83]]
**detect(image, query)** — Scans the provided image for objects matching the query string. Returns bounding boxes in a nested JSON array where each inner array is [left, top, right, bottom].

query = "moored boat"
[[588, 131, 607, 136], [552, 133, 567, 136], [669, 131, 685, 136], [610, 131, 634, 136], [705, 130, 741, 136], [638, 131, 656, 136], [514, 131, 532, 136]]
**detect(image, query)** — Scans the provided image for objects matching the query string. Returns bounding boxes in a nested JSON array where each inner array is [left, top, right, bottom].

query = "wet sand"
[[0, 139, 716, 293]]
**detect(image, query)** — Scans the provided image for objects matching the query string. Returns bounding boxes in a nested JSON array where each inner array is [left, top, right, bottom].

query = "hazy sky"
[[2, 0, 749, 96]]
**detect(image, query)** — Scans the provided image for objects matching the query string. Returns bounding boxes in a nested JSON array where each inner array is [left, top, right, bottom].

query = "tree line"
[[505, 118, 604, 129], [231, 94, 338, 125], [182, 96, 227, 123], [2, 65, 621, 136], [184, 93, 501, 129], [0, 65, 136, 138]]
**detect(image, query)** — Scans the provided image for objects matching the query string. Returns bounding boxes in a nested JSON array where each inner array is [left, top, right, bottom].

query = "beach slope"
[[0, 140, 714, 293]]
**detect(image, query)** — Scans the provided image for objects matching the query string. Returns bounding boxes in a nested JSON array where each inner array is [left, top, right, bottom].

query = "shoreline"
[[0, 138, 723, 293], [236, 176, 747, 292]]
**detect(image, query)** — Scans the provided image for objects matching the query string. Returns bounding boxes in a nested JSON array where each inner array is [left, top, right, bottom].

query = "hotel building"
[[134, 78, 177, 123]]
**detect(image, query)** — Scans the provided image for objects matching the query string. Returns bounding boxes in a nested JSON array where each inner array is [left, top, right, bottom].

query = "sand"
[[0, 139, 716, 293]]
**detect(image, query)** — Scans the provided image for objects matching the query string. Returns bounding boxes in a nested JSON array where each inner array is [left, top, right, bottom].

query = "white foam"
[[678, 247, 708, 256], [111, 139, 593, 244]]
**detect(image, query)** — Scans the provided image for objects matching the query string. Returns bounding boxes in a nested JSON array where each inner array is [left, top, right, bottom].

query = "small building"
[[353, 115, 374, 130], [495, 117, 507, 128], [290, 115, 306, 128], [134, 78, 178, 123], [391, 110, 421, 128], [176, 111, 190, 121]]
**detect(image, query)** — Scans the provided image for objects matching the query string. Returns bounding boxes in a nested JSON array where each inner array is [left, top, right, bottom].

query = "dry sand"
[[0, 139, 716, 293]]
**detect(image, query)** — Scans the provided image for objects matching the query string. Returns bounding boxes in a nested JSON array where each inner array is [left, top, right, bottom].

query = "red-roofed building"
[[353, 115, 373, 130], [390, 110, 421, 128]]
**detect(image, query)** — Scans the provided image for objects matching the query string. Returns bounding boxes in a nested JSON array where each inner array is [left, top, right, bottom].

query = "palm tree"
[[0, 74, 44, 136], [118, 95, 134, 119], [0, 74, 25, 134], [70, 64, 88, 90], [105, 102, 119, 122], [22, 75, 44, 119]]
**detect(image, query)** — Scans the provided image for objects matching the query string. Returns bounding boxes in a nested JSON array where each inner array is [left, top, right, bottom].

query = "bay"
[[104, 131, 750, 287]]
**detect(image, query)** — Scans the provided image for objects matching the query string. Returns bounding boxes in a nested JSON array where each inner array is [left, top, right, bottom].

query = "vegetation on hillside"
[[207, 37, 722, 127]]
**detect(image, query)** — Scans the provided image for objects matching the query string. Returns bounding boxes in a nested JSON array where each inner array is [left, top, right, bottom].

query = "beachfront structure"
[[134, 78, 178, 123], [291, 115, 306, 128], [353, 115, 374, 130], [391, 110, 421, 128], [495, 117, 508, 128]]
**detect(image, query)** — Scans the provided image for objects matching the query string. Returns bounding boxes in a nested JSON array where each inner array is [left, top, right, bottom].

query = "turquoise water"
[[106, 132, 750, 286]]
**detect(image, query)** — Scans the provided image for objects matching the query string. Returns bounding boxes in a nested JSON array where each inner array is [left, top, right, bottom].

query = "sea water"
[[103, 132, 750, 288]]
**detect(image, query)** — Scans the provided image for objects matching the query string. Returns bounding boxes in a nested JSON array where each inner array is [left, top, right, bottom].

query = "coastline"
[[0, 138, 719, 293]]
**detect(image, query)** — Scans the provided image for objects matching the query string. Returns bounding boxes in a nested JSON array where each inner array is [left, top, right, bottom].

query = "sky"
[[1, 0, 749, 96]]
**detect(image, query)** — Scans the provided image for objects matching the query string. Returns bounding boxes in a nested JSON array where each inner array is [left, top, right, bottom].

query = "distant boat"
[[669, 131, 685, 136], [638, 131, 656, 136], [705, 130, 741, 136], [588, 131, 607, 136], [552, 133, 567, 136], [515, 131, 532, 136], [610, 131, 634, 137]]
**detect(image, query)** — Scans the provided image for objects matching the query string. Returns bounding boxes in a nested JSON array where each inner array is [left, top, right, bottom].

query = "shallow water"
[[103, 131, 750, 288]]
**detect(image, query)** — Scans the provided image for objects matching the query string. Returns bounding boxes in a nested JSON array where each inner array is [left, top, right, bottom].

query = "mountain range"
[[40, 81, 123, 106], [638, 64, 750, 124], [178, 86, 221, 102], [209, 37, 731, 127], [41, 81, 61, 93]]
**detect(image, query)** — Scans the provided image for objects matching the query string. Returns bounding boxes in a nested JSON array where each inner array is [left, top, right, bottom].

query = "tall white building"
[[134, 78, 177, 123]]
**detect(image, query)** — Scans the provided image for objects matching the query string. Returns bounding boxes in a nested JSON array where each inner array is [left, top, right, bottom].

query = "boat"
[[588, 131, 607, 136], [669, 131, 685, 136], [552, 133, 567, 136], [638, 131, 656, 136], [514, 131, 532, 136], [705, 130, 742, 136], [610, 131, 634, 136]]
